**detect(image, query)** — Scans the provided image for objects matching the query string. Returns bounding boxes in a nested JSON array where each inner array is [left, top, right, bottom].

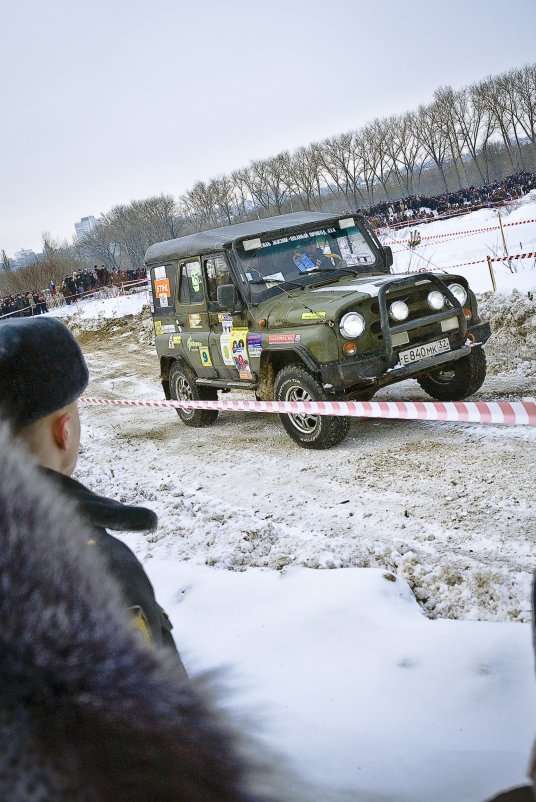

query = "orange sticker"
[[154, 278, 171, 297]]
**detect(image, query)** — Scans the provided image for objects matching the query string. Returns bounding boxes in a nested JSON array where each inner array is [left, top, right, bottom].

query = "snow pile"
[[147, 562, 536, 802], [49, 288, 149, 325]]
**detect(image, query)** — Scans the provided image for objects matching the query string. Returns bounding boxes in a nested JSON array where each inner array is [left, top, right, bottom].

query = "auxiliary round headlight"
[[448, 283, 467, 305], [389, 300, 409, 322], [340, 312, 365, 339], [427, 290, 445, 311]]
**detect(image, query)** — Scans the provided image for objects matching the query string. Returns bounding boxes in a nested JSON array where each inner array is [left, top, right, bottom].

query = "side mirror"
[[217, 283, 239, 310], [383, 246, 393, 269]]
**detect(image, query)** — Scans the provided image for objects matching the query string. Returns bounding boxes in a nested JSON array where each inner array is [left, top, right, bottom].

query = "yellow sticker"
[[189, 314, 202, 328], [199, 347, 212, 367], [230, 327, 249, 355], [172, 334, 182, 345], [154, 320, 162, 335], [301, 311, 326, 320]]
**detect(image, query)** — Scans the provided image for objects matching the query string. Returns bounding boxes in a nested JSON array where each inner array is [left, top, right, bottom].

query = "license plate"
[[398, 337, 450, 366]]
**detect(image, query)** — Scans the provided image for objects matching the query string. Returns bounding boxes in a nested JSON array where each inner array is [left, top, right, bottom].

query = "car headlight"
[[448, 283, 467, 305], [340, 312, 366, 339], [427, 290, 445, 311], [389, 300, 409, 321]]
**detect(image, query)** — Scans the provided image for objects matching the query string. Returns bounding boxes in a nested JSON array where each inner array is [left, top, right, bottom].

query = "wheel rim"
[[174, 374, 194, 418], [284, 384, 320, 435]]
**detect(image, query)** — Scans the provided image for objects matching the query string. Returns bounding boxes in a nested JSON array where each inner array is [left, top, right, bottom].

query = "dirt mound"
[[66, 306, 155, 348]]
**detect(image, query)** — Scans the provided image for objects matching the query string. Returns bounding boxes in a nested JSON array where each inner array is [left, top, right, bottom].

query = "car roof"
[[144, 212, 358, 265]]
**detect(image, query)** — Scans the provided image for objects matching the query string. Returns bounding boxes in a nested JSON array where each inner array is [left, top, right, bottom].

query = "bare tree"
[[209, 176, 237, 225], [366, 119, 396, 199], [230, 169, 255, 220], [78, 222, 122, 271], [508, 65, 536, 146], [286, 144, 323, 210], [182, 181, 220, 230], [386, 112, 424, 195], [264, 152, 292, 213], [477, 74, 518, 170], [1, 250, 12, 273], [433, 87, 468, 188], [449, 85, 491, 184], [416, 101, 451, 192], [319, 132, 367, 208], [354, 128, 381, 205], [244, 162, 273, 214]]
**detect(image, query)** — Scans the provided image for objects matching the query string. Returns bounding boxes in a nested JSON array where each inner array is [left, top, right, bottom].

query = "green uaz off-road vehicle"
[[144, 212, 490, 449]]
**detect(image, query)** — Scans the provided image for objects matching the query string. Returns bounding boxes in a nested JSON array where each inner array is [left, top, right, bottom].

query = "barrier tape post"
[[486, 255, 497, 292], [79, 396, 536, 427]]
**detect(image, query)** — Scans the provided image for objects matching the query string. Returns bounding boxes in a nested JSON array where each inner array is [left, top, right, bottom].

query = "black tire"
[[417, 346, 487, 401], [274, 365, 351, 449], [169, 362, 218, 427]]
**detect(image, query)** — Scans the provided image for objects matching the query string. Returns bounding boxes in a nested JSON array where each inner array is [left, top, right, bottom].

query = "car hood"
[[263, 274, 402, 328]]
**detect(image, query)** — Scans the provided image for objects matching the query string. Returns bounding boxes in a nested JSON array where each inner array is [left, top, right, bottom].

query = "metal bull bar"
[[378, 272, 468, 369]]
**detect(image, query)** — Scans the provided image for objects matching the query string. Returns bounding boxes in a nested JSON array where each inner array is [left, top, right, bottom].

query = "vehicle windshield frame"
[[232, 219, 388, 305]]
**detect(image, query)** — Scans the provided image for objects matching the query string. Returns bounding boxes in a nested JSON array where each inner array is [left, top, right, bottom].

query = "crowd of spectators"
[[60, 265, 112, 305], [1, 291, 49, 319], [365, 171, 536, 227], [1, 265, 148, 319]]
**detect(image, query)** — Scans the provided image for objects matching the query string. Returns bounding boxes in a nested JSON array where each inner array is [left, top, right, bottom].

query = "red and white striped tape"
[[396, 257, 488, 273], [385, 217, 536, 248], [80, 396, 536, 426], [490, 251, 536, 262], [396, 249, 535, 273]]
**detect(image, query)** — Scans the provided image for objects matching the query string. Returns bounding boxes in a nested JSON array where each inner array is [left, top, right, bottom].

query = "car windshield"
[[236, 223, 385, 302]]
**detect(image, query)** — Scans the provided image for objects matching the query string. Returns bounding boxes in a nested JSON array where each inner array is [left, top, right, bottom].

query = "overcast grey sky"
[[1, 0, 535, 255]]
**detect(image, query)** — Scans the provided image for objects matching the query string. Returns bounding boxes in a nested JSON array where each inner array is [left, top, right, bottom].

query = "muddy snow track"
[[75, 324, 536, 624]]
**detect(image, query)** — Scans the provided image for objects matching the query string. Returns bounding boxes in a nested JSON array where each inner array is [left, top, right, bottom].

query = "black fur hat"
[[0, 317, 89, 429]]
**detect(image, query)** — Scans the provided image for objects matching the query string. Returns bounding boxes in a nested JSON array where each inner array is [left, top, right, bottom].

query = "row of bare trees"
[[3, 64, 535, 282], [180, 64, 536, 229]]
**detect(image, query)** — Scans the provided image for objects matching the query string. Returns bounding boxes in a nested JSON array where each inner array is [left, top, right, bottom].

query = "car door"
[[175, 259, 218, 379], [203, 253, 254, 382]]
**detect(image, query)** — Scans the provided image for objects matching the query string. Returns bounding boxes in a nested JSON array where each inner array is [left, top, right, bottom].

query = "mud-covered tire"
[[274, 365, 351, 449], [169, 362, 218, 427], [417, 346, 487, 401]]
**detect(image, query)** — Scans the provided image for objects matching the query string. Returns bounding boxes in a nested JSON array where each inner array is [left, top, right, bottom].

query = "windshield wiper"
[[248, 270, 307, 291]]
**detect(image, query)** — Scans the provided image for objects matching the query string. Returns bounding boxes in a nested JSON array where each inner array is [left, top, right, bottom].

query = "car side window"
[[151, 264, 176, 311], [205, 255, 232, 304], [178, 260, 204, 305]]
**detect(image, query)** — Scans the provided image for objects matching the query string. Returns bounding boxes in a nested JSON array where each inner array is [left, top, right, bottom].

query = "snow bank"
[[141, 561, 536, 802], [50, 289, 148, 328]]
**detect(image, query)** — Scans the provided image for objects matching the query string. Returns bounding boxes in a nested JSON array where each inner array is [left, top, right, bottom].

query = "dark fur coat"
[[0, 425, 273, 802]]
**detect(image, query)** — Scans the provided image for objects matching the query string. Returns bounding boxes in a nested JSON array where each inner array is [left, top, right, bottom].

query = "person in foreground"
[[0, 421, 275, 801], [0, 315, 186, 676]]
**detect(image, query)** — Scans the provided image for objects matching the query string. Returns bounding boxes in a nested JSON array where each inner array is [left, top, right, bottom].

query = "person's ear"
[[51, 412, 71, 451]]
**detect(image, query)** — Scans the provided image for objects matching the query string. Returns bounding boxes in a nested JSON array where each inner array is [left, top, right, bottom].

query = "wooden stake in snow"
[[486, 255, 497, 292]]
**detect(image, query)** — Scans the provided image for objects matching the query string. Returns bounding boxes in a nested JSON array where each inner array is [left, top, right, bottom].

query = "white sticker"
[[220, 334, 234, 366], [159, 293, 169, 307], [154, 265, 166, 279]]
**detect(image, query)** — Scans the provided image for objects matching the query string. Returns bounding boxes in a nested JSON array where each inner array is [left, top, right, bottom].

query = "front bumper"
[[320, 320, 491, 394]]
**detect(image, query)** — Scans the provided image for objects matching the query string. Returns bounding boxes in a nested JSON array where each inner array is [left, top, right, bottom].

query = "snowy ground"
[[50, 198, 536, 802]]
